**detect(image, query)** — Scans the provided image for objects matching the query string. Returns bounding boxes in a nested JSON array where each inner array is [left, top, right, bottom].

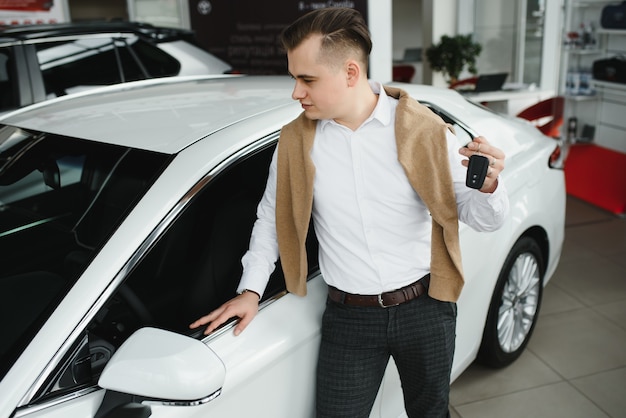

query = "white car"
[[0, 75, 566, 418]]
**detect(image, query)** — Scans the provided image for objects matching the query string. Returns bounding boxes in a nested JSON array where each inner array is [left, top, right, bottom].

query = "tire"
[[477, 236, 544, 368]]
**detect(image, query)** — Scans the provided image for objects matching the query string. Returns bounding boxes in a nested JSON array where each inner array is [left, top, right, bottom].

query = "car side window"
[[40, 143, 282, 397], [0, 47, 18, 112], [128, 38, 180, 78], [29, 140, 321, 404], [112, 144, 286, 335], [34, 36, 147, 97], [33, 35, 180, 98]]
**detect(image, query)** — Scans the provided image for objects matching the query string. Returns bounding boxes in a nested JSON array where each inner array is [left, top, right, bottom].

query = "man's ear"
[[346, 60, 360, 86]]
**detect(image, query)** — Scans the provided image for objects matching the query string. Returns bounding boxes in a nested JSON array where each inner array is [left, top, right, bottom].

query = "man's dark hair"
[[280, 7, 372, 70]]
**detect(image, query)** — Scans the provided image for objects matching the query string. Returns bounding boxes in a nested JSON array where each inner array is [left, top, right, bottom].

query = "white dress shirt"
[[238, 82, 509, 296]]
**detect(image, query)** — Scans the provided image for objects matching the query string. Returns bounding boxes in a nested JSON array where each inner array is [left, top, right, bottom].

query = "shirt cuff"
[[237, 270, 271, 298], [486, 177, 509, 217]]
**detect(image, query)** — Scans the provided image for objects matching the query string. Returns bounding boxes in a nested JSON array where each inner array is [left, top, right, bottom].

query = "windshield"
[[0, 124, 171, 380]]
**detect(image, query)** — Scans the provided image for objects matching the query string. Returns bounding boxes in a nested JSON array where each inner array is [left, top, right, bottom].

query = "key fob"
[[466, 154, 489, 189]]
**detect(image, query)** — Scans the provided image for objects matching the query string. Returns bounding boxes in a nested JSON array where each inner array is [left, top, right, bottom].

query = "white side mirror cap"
[[99, 327, 225, 402]]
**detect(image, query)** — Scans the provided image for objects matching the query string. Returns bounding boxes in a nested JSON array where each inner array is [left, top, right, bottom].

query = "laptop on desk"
[[462, 72, 509, 94], [402, 47, 422, 62]]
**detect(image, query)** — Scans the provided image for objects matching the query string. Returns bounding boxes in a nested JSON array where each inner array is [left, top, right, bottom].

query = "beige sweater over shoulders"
[[275, 86, 465, 302]]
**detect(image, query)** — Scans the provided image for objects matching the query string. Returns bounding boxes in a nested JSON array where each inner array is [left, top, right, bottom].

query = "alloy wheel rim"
[[497, 252, 541, 353]]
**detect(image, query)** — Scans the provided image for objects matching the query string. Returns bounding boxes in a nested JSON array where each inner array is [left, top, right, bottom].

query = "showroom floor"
[[449, 195, 626, 418]]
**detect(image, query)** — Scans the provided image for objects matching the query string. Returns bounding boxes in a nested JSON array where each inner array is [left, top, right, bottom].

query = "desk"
[[463, 88, 553, 116]]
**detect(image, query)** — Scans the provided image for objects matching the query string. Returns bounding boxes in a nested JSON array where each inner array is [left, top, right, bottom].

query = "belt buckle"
[[377, 292, 400, 308]]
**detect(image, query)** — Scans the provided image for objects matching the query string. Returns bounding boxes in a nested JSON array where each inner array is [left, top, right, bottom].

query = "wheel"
[[477, 236, 544, 368]]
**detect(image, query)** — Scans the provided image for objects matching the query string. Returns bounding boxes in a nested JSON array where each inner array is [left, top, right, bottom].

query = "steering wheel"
[[118, 283, 155, 326]]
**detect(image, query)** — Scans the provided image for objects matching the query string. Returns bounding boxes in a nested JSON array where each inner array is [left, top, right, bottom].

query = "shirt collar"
[[319, 81, 393, 131]]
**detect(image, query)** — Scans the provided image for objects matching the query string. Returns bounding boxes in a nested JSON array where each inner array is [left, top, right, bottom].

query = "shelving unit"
[[560, 0, 626, 216], [593, 79, 626, 152], [560, 0, 626, 150]]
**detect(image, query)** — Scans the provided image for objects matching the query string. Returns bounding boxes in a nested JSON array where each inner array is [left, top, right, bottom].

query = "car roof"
[[0, 75, 484, 155], [1, 75, 300, 153], [0, 21, 196, 43]]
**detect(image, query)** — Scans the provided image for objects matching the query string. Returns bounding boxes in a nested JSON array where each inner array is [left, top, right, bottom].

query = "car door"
[[5, 136, 327, 418], [111, 140, 326, 417]]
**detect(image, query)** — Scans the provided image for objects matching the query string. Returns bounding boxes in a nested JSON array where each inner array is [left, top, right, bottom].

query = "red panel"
[[565, 144, 626, 215]]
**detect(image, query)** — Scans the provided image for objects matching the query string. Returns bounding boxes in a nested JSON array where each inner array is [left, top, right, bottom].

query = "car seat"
[[449, 76, 479, 91], [516, 96, 565, 138], [392, 65, 416, 83]]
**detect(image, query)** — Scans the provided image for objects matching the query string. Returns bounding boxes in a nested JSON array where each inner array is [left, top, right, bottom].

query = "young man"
[[191, 7, 509, 417]]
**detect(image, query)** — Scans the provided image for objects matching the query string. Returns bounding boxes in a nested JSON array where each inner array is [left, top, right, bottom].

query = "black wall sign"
[[188, 0, 368, 74]]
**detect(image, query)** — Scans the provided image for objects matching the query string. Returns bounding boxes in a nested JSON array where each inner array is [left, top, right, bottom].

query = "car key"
[[466, 154, 489, 189]]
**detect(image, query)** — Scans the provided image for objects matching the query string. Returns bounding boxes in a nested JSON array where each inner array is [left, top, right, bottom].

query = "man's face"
[[287, 35, 349, 121]]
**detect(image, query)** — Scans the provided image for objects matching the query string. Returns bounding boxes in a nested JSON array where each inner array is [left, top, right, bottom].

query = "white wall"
[[422, 0, 457, 87], [392, 0, 423, 61], [540, 0, 562, 94], [473, 0, 517, 75], [368, 1, 393, 83], [456, 0, 561, 93]]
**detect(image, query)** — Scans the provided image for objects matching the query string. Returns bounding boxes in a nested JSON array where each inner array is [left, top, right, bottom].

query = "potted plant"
[[426, 34, 482, 86]]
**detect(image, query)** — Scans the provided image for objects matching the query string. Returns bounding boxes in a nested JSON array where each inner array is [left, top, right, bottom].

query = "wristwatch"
[[238, 289, 260, 299]]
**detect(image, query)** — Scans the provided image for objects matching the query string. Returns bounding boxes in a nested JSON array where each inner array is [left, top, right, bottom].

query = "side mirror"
[[98, 327, 225, 404], [39, 159, 60, 189]]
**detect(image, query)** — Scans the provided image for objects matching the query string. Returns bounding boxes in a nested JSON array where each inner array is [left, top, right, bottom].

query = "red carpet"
[[564, 143, 626, 216]]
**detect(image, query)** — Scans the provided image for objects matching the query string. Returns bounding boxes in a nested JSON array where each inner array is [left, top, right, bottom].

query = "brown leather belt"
[[328, 275, 430, 308]]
